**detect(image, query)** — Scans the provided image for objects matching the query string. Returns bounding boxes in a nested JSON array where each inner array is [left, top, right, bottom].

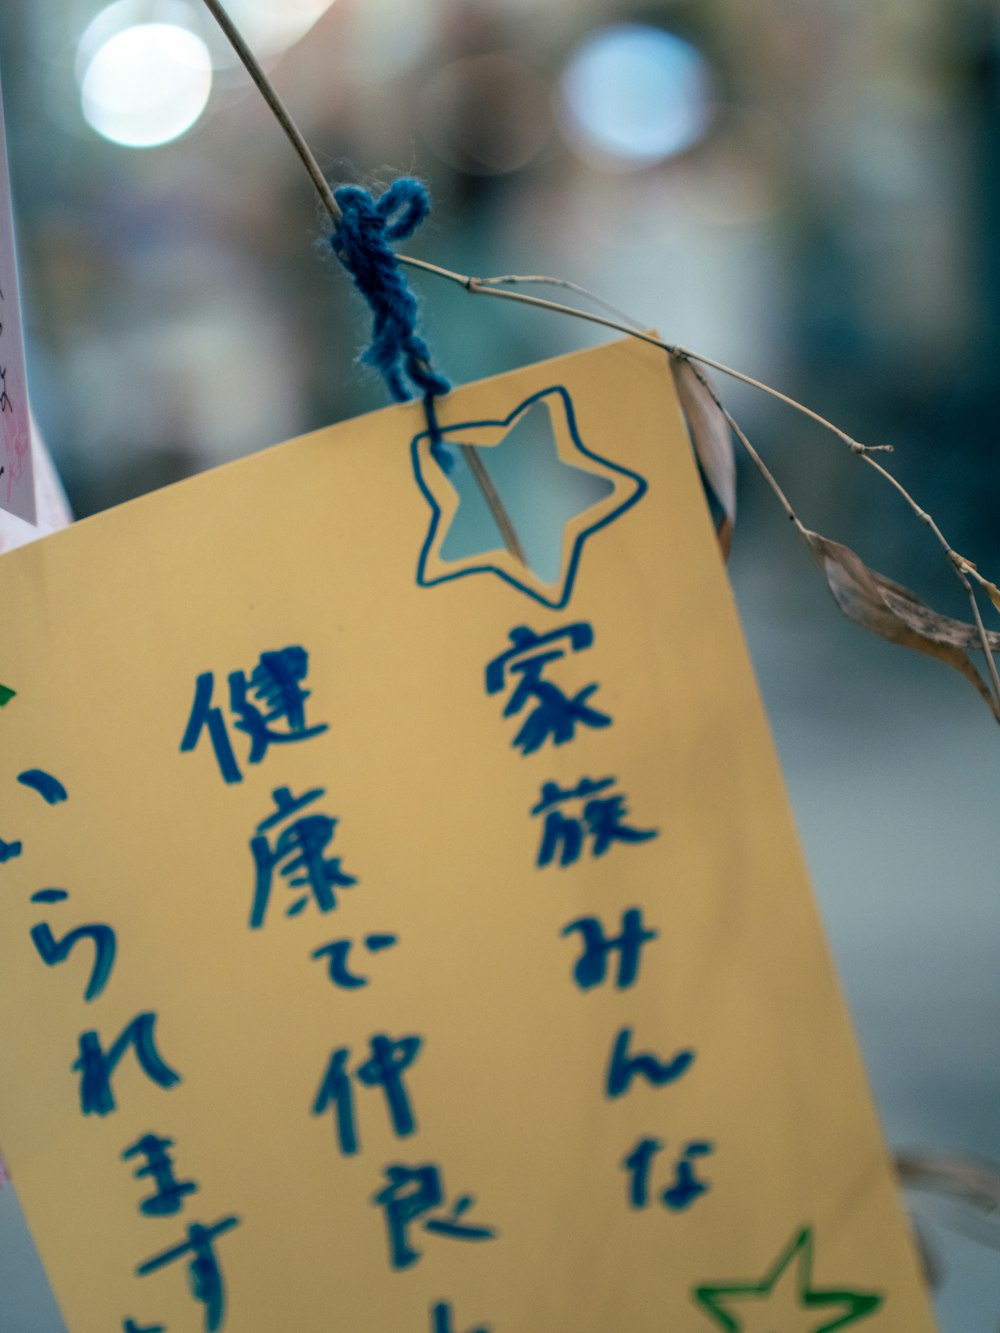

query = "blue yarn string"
[[422, 391, 457, 474], [329, 178, 451, 406]]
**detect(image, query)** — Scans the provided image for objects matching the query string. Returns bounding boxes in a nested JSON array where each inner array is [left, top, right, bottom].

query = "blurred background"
[[0, 0, 998, 1327]]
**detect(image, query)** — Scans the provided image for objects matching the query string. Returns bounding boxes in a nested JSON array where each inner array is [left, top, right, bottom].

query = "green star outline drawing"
[[693, 1226, 884, 1332]]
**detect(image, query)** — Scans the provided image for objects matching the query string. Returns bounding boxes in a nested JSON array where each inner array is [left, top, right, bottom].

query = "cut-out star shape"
[[693, 1227, 884, 1332], [410, 385, 647, 610]]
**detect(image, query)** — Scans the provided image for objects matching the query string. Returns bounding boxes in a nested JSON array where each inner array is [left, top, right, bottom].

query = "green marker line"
[[0, 685, 16, 707]]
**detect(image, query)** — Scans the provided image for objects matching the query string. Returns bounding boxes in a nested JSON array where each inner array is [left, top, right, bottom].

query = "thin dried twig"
[[199, 0, 341, 221], [408, 278, 1000, 713], [471, 274, 647, 331], [675, 355, 1000, 722], [200, 0, 533, 564], [456, 444, 527, 565], [200, 0, 1000, 721]]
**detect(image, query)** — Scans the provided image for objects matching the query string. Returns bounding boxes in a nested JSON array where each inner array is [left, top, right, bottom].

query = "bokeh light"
[[216, 0, 334, 62], [348, 0, 435, 83], [79, 16, 212, 148], [420, 53, 552, 176], [558, 24, 713, 171]]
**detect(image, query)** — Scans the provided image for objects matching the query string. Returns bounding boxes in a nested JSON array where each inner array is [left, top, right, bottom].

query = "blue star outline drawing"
[[410, 385, 648, 609]]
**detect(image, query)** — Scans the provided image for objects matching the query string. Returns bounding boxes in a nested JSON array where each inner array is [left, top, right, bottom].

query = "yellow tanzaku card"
[[0, 337, 935, 1331]]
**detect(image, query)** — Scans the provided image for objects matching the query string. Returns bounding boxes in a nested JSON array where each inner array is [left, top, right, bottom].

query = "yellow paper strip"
[[0, 338, 934, 1331]]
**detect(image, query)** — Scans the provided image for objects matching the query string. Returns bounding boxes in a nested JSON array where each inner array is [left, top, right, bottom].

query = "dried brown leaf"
[[670, 354, 736, 559], [897, 1151, 1000, 1258], [805, 530, 1000, 722], [896, 1151, 1000, 1212]]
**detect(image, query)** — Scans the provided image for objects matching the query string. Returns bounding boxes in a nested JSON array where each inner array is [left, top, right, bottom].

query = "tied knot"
[[330, 178, 450, 404]]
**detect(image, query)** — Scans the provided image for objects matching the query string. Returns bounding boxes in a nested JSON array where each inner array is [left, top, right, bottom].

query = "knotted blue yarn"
[[330, 178, 451, 405]]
